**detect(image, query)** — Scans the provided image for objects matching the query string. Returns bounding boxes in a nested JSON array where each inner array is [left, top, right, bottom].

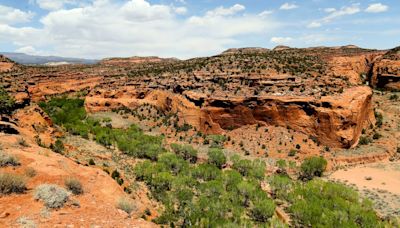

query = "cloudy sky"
[[0, 0, 398, 59]]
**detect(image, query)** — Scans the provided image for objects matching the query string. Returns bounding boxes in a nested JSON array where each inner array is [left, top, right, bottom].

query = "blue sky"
[[0, 0, 398, 59]]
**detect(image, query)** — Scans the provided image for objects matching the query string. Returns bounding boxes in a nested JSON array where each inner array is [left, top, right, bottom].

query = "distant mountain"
[[0, 52, 98, 65]]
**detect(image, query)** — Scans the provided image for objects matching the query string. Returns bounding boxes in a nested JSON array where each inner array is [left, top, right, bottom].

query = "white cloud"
[[322, 4, 360, 22], [308, 4, 360, 28], [280, 3, 298, 10], [258, 10, 273, 17], [307, 21, 321, 28], [0, 1, 277, 59], [15, 45, 39, 55], [174, 6, 187, 15], [270, 36, 293, 44], [0, 5, 34, 24], [205, 4, 245, 17], [35, 0, 78, 11], [365, 3, 388, 13]]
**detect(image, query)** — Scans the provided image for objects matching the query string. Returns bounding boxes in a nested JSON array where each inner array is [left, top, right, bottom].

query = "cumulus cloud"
[[308, 4, 360, 28], [174, 6, 187, 15], [0, 5, 34, 24], [365, 3, 388, 13], [1, 0, 277, 59], [280, 3, 298, 10], [35, 0, 78, 11], [270, 36, 293, 44]]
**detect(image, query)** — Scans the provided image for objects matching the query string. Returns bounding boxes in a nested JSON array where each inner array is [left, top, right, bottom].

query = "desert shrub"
[[117, 197, 136, 214], [288, 180, 383, 227], [64, 177, 83, 195], [0, 152, 20, 167], [134, 154, 275, 227], [231, 156, 266, 180], [170, 143, 198, 163], [375, 111, 383, 127], [359, 136, 372, 145], [88, 158, 95, 165], [158, 153, 188, 175], [0, 173, 26, 194], [207, 148, 226, 168], [268, 175, 293, 199], [206, 134, 227, 148], [288, 149, 297, 157], [34, 184, 69, 208], [372, 132, 382, 140], [0, 86, 15, 115], [111, 170, 124, 185], [16, 216, 36, 228], [389, 94, 398, 100], [24, 167, 37, 178], [300, 156, 327, 180], [250, 198, 275, 222], [50, 139, 64, 154]]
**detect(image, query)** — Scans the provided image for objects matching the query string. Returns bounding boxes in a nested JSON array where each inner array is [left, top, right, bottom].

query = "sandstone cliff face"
[[370, 47, 400, 90], [327, 54, 378, 84], [85, 86, 374, 148]]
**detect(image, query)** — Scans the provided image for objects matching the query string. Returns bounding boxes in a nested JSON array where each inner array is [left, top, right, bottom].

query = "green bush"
[[207, 148, 226, 168], [359, 136, 372, 145], [231, 156, 266, 180], [0, 152, 20, 167], [134, 155, 275, 226], [0, 173, 26, 194], [300, 156, 327, 180], [0, 86, 15, 115], [206, 134, 226, 148], [250, 199, 276, 222], [288, 180, 383, 227], [375, 111, 383, 127], [51, 139, 65, 154], [170, 143, 198, 163], [34, 184, 69, 208], [65, 177, 83, 195]]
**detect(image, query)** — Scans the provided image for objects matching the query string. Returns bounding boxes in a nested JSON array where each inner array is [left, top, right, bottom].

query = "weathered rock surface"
[[0, 55, 15, 72], [86, 86, 374, 148], [371, 47, 400, 90]]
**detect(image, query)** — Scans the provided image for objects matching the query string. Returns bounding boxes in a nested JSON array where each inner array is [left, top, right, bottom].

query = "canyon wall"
[[85, 86, 375, 148]]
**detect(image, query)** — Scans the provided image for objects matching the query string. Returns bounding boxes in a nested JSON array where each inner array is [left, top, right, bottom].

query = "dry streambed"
[[328, 162, 400, 218]]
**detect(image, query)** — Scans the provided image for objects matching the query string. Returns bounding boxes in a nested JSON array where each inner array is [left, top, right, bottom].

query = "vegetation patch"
[[0, 152, 20, 167], [34, 184, 69, 209], [39, 97, 165, 161], [117, 197, 137, 215], [64, 177, 84, 195], [0, 173, 26, 194]]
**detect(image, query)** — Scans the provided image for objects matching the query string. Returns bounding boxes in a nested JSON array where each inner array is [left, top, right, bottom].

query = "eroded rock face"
[[86, 86, 374, 148], [0, 55, 15, 72], [4, 46, 394, 149], [371, 47, 400, 90]]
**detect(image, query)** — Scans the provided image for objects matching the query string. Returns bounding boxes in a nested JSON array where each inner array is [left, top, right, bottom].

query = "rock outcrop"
[[371, 47, 400, 90], [0, 55, 15, 72], [86, 86, 374, 148]]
